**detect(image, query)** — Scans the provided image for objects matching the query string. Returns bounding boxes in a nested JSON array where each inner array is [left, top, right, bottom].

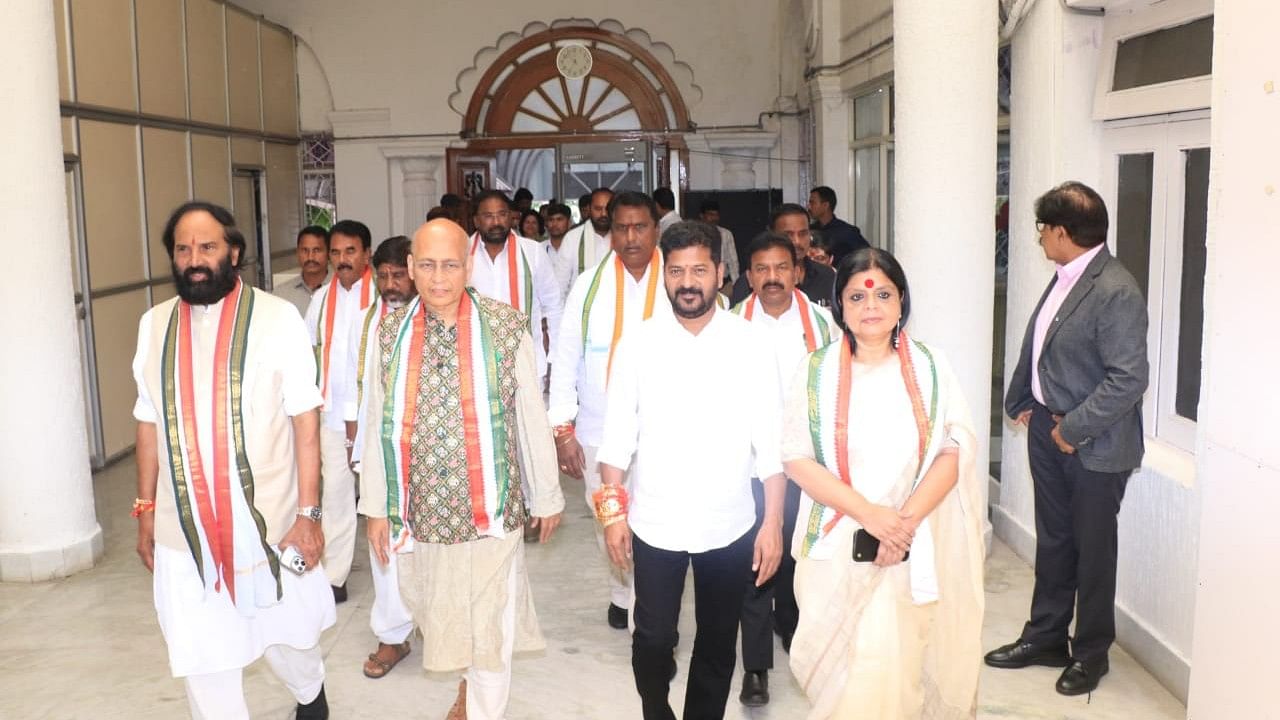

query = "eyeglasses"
[[1035, 221, 1049, 233]]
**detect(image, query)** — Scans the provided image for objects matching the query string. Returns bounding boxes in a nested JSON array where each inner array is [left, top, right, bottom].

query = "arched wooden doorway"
[[447, 26, 692, 207]]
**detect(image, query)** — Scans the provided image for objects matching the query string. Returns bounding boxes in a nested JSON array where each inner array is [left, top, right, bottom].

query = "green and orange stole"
[[470, 231, 534, 331], [354, 296, 392, 410], [731, 288, 833, 352], [159, 280, 282, 607], [579, 249, 662, 382], [315, 264, 374, 401], [799, 331, 941, 559], [379, 290, 512, 548]]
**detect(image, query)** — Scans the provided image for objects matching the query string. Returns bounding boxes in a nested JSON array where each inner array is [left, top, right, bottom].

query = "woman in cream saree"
[[782, 248, 985, 719]]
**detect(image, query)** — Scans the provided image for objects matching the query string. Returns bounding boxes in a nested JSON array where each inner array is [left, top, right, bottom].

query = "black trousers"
[[632, 529, 755, 720], [1022, 403, 1131, 663], [740, 479, 801, 672]]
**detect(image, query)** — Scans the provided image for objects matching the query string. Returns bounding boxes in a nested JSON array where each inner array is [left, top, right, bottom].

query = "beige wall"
[[58, 0, 301, 462]]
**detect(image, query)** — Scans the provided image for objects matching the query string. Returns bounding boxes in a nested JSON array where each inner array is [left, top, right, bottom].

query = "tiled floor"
[[0, 459, 1186, 719]]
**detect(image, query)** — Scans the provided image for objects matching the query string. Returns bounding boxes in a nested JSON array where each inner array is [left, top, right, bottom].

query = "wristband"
[[592, 483, 629, 528], [131, 498, 156, 518]]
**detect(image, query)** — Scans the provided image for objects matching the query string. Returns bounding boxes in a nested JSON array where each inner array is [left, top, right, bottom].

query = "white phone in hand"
[[279, 545, 307, 574]]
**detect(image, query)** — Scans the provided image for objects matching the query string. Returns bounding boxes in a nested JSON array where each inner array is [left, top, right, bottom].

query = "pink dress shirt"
[[1031, 243, 1106, 405]]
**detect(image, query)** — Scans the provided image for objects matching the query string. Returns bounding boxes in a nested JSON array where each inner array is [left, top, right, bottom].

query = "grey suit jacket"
[[1005, 247, 1149, 473]]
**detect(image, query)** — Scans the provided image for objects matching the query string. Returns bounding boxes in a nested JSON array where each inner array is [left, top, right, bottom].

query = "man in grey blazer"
[[984, 182, 1149, 696]]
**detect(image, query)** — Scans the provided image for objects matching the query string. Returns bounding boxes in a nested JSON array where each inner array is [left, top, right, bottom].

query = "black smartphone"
[[852, 528, 910, 562]]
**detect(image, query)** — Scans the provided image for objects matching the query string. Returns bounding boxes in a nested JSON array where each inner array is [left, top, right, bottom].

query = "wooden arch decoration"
[[463, 27, 692, 138]]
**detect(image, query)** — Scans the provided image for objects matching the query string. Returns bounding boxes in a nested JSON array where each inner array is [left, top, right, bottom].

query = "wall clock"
[[556, 43, 593, 79]]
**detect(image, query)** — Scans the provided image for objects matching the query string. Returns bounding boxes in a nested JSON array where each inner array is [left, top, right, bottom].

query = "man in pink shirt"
[[985, 182, 1149, 696]]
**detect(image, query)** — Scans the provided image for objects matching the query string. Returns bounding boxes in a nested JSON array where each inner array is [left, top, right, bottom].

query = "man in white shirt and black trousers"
[[596, 220, 786, 720]]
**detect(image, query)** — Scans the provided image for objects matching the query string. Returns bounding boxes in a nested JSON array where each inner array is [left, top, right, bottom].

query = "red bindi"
[[864, 279, 875, 288]]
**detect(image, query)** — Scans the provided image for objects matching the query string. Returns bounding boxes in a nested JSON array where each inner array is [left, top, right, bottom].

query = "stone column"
[[400, 157, 439, 235], [0, 2, 102, 581], [892, 0, 998, 488], [808, 74, 851, 203], [1188, 0, 1280, 714], [703, 131, 779, 191], [380, 142, 448, 238]]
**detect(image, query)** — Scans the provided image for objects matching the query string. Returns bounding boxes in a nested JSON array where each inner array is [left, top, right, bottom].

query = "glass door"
[[558, 141, 649, 222]]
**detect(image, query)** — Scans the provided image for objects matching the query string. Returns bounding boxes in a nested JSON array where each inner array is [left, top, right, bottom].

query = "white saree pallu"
[[789, 333, 986, 720]]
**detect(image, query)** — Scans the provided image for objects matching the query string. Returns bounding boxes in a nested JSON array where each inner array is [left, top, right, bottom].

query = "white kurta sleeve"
[[276, 302, 325, 417], [132, 310, 158, 423], [514, 333, 564, 517], [546, 271, 591, 427], [529, 243, 564, 364], [595, 333, 640, 472]]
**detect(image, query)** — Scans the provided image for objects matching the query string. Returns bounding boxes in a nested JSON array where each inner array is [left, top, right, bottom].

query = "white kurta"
[[546, 253, 672, 447], [304, 274, 373, 431], [132, 289, 335, 678], [742, 297, 836, 391], [467, 234, 564, 380], [556, 223, 611, 297], [597, 310, 783, 552]]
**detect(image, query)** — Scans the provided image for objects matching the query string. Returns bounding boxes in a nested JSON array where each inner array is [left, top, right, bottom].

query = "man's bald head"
[[409, 218, 472, 317]]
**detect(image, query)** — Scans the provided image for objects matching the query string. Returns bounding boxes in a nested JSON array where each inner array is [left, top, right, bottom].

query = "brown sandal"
[[362, 640, 411, 679]]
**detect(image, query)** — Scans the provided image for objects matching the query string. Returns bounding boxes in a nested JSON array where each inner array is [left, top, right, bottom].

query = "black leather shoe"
[[607, 603, 628, 629], [983, 639, 1071, 669], [739, 670, 769, 707], [331, 584, 347, 604], [296, 685, 329, 719], [1056, 658, 1109, 696]]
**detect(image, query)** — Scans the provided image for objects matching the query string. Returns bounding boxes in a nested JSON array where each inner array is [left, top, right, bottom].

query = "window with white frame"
[[1102, 115, 1208, 451], [849, 85, 894, 251], [1094, 0, 1213, 121]]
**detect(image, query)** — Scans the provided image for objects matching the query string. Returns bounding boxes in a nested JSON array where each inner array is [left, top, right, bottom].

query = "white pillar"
[[703, 131, 778, 191], [808, 75, 851, 202], [400, 157, 438, 235], [1187, 0, 1280, 714], [380, 141, 448, 239], [0, 2, 102, 581], [892, 0, 998, 486]]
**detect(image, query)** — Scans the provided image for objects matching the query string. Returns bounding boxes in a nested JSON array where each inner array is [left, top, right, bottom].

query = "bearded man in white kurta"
[[133, 201, 335, 720], [465, 190, 563, 384], [360, 219, 565, 720], [555, 187, 614, 296]]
